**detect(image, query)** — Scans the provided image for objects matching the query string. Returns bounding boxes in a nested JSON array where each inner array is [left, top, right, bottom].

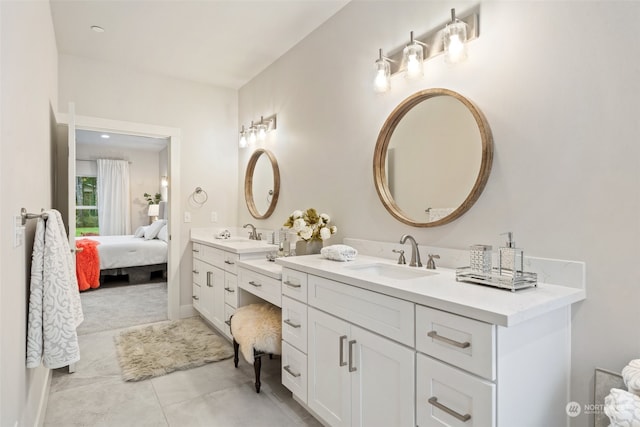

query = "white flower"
[[293, 218, 306, 232], [320, 213, 330, 223], [320, 227, 332, 240], [292, 210, 303, 219], [330, 226, 337, 234], [300, 227, 313, 240]]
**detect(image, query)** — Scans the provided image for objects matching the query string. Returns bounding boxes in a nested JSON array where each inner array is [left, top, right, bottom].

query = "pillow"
[[157, 224, 169, 243], [133, 225, 148, 238], [144, 219, 166, 240]]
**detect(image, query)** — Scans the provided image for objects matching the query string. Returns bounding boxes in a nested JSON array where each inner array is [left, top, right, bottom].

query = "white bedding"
[[81, 235, 168, 270]]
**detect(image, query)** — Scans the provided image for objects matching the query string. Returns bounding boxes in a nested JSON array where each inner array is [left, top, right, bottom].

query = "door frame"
[[57, 112, 181, 320]]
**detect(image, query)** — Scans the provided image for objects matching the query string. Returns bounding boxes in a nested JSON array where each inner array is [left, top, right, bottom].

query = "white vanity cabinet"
[[191, 237, 275, 339]]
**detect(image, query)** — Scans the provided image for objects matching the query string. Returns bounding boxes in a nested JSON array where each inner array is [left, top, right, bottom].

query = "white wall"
[[75, 144, 163, 231], [0, 1, 59, 425], [238, 2, 640, 425], [58, 55, 238, 309]]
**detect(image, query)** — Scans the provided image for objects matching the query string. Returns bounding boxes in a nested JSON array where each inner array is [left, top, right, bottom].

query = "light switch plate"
[[210, 211, 218, 223], [184, 212, 191, 223]]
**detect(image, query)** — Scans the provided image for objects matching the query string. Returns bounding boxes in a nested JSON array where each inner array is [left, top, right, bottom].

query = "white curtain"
[[97, 159, 131, 235]]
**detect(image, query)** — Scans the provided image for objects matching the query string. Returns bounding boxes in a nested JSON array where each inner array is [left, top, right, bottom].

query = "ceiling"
[[76, 129, 168, 152], [50, 0, 350, 90]]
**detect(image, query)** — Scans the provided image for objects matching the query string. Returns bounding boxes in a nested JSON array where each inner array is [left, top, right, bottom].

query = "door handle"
[[427, 331, 470, 349], [348, 340, 357, 372], [428, 397, 471, 422], [206, 271, 213, 287], [339, 335, 347, 367]]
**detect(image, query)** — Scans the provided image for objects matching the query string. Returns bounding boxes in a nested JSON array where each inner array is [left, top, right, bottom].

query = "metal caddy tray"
[[455, 267, 537, 292]]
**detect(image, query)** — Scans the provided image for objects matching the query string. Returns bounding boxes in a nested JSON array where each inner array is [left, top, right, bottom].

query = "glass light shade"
[[160, 176, 168, 187], [373, 58, 391, 93], [403, 42, 424, 79], [444, 20, 468, 64], [239, 131, 247, 148], [248, 128, 257, 145], [256, 123, 267, 141]]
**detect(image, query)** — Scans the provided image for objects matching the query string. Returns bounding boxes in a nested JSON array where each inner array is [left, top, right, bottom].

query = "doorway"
[[54, 110, 181, 320]]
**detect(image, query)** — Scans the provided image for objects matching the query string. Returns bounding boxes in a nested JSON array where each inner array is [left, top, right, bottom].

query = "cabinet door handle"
[[348, 340, 357, 372], [427, 331, 470, 349], [206, 271, 213, 287], [248, 280, 262, 287], [224, 260, 235, 265], [428, 397, 471, 422], [192, 295, 199, 300], [339, 335, 347, 367], [283, 280, 301, 288], [192, 269, 199, 274], [283, 365, 301, 378], [283, 319, 300, 328], [224, 287, 235, 293]]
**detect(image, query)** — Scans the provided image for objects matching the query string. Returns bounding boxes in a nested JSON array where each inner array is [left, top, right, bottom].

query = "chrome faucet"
[[400, 234, 422, 267], [243, 223, 259, 240]]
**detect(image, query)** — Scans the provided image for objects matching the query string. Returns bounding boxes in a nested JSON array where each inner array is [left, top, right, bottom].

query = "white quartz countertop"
[[237, 258, 283, 280], [191, 230, 277, 254], [276, 254, 585, 327]]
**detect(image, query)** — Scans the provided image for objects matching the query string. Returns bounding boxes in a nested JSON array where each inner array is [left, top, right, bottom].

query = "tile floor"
[[44, 288, 322, 426]]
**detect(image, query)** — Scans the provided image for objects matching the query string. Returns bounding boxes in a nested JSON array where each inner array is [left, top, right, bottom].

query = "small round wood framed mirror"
[[245, 148, 280, 219], [373, 88, 493, 227]]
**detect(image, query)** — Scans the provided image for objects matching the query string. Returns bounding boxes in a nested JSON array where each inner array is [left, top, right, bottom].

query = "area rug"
[[114, 317, 234, 382]]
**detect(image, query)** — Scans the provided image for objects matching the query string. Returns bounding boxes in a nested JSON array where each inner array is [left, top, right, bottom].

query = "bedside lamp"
[[148, 204, 160, 223]]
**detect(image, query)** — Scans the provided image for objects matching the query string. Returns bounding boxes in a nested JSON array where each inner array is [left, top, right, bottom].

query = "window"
[[76, 176, 99, 236]]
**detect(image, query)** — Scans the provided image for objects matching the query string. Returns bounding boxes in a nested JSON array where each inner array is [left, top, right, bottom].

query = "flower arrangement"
[[143, 192, 161, 205], [284, 208, 337, 242]]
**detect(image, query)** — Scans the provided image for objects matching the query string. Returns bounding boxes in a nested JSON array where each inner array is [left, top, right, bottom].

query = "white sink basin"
[[344, 263, 438, 281]]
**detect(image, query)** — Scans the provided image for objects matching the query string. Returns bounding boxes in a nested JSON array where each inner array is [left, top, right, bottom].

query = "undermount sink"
[[344, 263, 438, 281]]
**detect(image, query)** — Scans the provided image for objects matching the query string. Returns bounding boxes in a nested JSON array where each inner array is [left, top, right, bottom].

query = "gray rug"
[[77, 281, 168, 335], [114, 317, 234, 382]]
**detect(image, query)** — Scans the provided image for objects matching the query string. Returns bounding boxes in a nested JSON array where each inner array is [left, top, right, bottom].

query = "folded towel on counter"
[[320, 244, 358, 262], [622, 359, 640, 395], [604, 388, 640, 426]]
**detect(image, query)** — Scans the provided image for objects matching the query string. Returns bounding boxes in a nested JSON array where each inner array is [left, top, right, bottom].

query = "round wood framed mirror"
[[373, 88, 493, 227], [245, 148, 280, 219]]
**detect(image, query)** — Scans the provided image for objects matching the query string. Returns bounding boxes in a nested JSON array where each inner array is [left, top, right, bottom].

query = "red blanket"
[[76, 239, 101, 291]]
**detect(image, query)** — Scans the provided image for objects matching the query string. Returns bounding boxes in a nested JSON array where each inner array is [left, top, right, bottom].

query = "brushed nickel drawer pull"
[[248, 280, 262, 287], [192, 295, 199, 300], [283, 280, 301, 288], [206, 271, 213, 287], [224, 260, 235, 265], [224, 287, 235, 293], [348, 340, 357, 372], [428, 397, 471, 422], [339, 335, 347, 367], [427, 331, 471, 349], [192, 248, 199, 253], [192, 269, 199, 274], [283, 319, 301, 328], [283, 365, 301, 378], [224, 319, 231, 326]]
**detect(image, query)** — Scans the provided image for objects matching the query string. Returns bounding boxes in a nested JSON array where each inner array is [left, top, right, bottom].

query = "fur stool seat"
[[230, 303, 282, 393]]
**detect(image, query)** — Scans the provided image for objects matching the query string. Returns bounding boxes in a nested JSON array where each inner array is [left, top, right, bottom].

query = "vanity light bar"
[[239, 114, 277, 148], [383, 10, 478, 76]]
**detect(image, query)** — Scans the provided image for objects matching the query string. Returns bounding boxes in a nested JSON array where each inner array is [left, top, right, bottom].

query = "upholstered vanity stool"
[[230, 303, 282, 393]]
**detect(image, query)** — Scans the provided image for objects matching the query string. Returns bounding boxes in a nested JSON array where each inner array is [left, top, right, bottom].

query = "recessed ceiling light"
[[100, 134, 110, 139], [91, 25, 105, 33]]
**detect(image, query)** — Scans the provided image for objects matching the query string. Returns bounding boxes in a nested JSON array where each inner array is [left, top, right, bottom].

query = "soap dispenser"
[[498, 232, 524, 277]]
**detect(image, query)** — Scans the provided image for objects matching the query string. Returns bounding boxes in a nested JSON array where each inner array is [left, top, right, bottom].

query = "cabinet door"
[[202, 266, 225, 332], [350, 325, 415, 427], [308, 308, 351, 427]]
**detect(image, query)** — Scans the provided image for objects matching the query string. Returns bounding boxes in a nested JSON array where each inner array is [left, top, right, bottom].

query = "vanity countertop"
[[276, 254, 585, 327], [191, 229, 277, 254], [236, 258, 283, 280]]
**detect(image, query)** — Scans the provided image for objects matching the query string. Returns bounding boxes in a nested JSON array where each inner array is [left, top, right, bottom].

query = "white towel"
[[604, 388, 640, 427], [623, 359, 640, 395], [26, 209, 84, 369], [320, 244, 358, 262]]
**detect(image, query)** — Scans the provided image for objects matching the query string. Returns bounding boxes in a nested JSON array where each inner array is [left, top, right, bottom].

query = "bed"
[[77, 202, 169, 286]]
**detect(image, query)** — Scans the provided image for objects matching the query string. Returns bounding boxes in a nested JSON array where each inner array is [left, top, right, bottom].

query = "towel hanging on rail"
[[26, 209, 84, 369]]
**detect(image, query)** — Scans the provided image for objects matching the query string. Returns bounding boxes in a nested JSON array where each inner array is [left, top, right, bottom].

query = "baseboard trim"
[[179, 304, 197, 319]]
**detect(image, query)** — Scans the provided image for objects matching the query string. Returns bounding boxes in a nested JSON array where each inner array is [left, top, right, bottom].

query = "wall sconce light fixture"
[[160, 176, 169, 188], [374, 8, 478, 93], [238, 114, 277, 148]]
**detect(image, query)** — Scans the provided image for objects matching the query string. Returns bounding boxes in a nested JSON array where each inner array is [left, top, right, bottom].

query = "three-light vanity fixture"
[[374, 8, 479, 93], [239, 114, 277, 148]]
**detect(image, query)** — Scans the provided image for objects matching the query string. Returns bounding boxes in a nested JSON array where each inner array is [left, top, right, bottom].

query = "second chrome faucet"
[[400, 234, 422, 267]]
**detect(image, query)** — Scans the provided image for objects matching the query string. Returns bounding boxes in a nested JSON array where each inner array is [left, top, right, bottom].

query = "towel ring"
[[192, 187, 208, 205]]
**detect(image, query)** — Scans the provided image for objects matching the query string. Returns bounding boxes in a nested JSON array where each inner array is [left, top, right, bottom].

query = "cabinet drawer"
[[192, 283, 201, 310], [223, 252, 239, 274], [416, 305, 495, 381], [416, 353, 495, 427], [308, 275, 415, 347], [192, 258, 206, 286], [224, 274, 238, 308], [192, 242, 204, 260], [200, 245, 225, 269], [224, 304, 235, 339], [282, 268, 308, 303], [282, 341, 307, 404], [238, 268, 282, 308], [282, 296, 307, 353]]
